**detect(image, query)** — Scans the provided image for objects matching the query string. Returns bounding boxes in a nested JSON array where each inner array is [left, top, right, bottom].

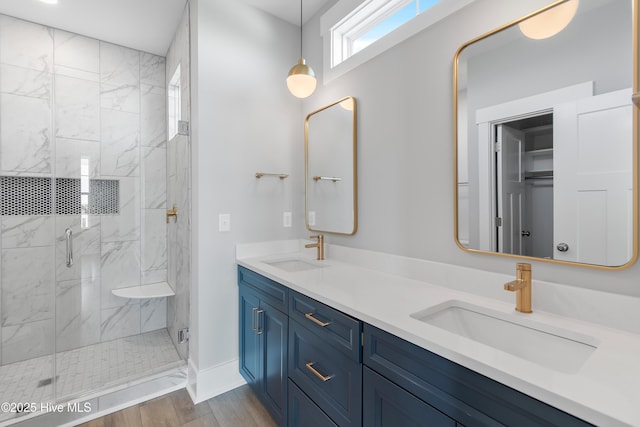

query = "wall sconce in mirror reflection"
[[519, 0, 579, 40]]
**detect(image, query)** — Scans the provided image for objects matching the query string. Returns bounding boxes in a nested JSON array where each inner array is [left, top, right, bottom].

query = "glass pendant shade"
[[287, 58, 316, 98], [519, 0, 579, 40]]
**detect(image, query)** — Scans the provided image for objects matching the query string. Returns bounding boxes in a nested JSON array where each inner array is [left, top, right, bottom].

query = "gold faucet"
[[504, 263, 532, 313], [166, 203, 178, 223], [305, 235, 325, 260]]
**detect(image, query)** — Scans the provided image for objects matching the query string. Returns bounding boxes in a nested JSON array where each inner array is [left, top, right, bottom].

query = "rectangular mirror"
[[305, 96, 358, 235], [454, 0, 638, 269]]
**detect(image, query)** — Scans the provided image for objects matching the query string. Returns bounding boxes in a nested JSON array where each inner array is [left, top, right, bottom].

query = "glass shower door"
[[52, 34, 177, 402], [0, 7, 189, 424]]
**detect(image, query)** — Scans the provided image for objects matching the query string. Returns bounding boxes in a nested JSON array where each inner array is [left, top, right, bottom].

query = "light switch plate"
[[283, 211, 292, 227], [308, 211, 316, 226], [219, 213, 230, 232]]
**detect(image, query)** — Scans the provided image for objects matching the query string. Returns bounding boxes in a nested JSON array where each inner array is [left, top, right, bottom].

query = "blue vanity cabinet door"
[[289, 320, 362, 427], [259, 299, 288, 426], [238, 266, 289, 427], [363, 366, 456, 427], [288, 379, 339, 427], [239, 284, 261, 387], [363, 324, 594, 427]]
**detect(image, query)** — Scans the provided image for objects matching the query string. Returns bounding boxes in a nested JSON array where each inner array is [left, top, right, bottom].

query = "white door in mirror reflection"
[[492, 115, 555, 259], [496, 125, 525, 255], [554, 89, 633, 265]]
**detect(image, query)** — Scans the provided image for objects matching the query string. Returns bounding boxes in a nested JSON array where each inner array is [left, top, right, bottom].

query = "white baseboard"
[[186, 358, 246, 404]]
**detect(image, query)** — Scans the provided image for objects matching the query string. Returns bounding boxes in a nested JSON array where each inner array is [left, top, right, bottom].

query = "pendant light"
[[519, 0, 579, 40], [287, 0, 316, 98]]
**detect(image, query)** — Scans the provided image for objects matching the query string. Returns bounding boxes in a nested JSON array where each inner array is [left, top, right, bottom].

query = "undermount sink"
[[411, 300, 598, 374], [265, 258, 325, 272]]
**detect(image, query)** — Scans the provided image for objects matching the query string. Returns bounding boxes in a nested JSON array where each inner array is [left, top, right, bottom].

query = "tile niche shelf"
[[112, 282, 175, 299]]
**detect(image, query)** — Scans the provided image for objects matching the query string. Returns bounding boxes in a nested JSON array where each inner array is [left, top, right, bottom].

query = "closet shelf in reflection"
[[112, 282, 175, 299], [255, 172, 289, 179], [313, 176, 342, 182], [524, 170, 553, 180]]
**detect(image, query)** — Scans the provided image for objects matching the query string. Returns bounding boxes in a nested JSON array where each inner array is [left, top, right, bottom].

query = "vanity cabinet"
[[238, 266, 594, 427], [238, 267, 288, 427], [363, 324, 594, 427]]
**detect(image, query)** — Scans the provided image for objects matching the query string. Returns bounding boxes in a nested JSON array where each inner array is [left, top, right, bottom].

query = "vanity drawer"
[[238, 266, 288, 313], [289, 320, 362, 427], [288, 379, 338, 427], [289, 290, 361, 361], [363, 366, 456, 427], [364, 324, 594, 427]]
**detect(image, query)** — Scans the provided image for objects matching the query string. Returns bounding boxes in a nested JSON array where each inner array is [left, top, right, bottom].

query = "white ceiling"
[[0, 0, 331, 57], [247, 0, 331, 26]]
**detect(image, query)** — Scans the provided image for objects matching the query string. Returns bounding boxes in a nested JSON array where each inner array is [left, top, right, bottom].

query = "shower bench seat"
[[112, 282, 175, 298]]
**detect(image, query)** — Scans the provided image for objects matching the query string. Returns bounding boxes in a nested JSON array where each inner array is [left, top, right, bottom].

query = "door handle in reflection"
[[521, 230, 531, 237], [65, 228, 73, 267]]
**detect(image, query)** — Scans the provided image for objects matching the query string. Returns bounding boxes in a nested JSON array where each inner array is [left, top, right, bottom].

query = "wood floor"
[[77, 385, 278, 427]]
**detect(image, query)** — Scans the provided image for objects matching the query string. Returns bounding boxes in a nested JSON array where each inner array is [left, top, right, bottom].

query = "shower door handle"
[[65, 228, 73, 267]]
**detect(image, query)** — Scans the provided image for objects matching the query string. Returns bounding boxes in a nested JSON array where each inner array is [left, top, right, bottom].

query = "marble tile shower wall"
[[0, 15, 169, 365]]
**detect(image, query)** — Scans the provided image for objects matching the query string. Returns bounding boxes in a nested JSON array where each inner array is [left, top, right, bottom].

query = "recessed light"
[[39, 0, 59, 4]]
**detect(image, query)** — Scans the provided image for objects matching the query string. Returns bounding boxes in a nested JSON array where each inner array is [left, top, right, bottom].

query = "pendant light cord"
[[299, 0, 303, 57]]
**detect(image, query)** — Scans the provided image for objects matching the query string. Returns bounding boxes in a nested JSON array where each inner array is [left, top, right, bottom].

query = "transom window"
[[321, 0, 474, 83], [331, 0, 442, 67]]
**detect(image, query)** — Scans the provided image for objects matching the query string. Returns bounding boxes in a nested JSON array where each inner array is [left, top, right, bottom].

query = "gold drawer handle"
[[305, 362, 333, 382], [305, 312, 331, 327]]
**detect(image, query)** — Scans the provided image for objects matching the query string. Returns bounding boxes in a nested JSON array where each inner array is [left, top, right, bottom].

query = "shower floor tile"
[[0, 329, 181, 424]]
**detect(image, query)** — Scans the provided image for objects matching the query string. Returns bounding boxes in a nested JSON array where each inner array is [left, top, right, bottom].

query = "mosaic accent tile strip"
[[0, 176, 52, 215], [55, 178, 119, 215], [0, 176, 119, 215]]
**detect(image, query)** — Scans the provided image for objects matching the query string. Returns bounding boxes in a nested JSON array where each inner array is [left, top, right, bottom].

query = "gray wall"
[[300, 0, 640, 297], [187, 0, 640, 388], [190, 0, 302, 371]]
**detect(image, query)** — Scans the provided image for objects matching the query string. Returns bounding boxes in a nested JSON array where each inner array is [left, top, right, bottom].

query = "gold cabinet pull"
[[305, 362, 333, 382], [305, 312, 331, 327]]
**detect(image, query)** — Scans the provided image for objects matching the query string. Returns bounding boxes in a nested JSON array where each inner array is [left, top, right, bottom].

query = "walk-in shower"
[[0, 4, 191, 425]]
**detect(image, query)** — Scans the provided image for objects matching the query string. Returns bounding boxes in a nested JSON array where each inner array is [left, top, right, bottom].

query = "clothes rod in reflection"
[[313, 176, 342, 182], [255, 172, 289, 180]]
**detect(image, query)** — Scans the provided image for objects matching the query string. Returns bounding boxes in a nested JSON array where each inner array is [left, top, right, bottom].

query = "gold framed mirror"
[[305, 96, 358, 235], [454, 0, 638, 269]]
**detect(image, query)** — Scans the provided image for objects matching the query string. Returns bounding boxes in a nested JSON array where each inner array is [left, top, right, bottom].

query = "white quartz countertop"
[[237, 245, 640, 427]]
